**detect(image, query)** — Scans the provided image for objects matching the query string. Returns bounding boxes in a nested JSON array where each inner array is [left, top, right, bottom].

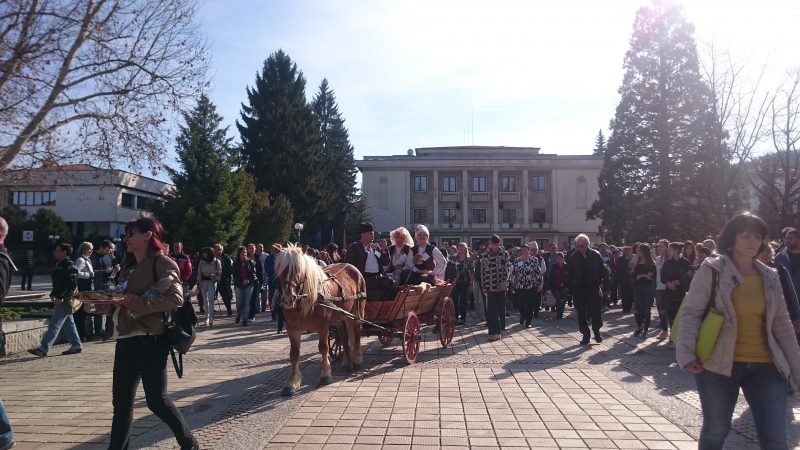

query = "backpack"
[[153, 258, 197, 378]]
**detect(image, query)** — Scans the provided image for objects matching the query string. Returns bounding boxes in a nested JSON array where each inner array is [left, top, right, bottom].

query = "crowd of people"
[[3, 211, 800, 449]]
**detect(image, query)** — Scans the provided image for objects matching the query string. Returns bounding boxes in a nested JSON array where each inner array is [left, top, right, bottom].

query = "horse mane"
[[274, 243, 333, 317]]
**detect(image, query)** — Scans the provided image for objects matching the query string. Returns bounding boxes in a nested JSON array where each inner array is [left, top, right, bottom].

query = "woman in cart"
[[385, 227, 414, 285], [405, 225, 447, 285]]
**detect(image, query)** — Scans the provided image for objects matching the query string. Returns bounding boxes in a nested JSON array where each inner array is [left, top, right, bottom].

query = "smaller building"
[[0, 164, 172, 239]]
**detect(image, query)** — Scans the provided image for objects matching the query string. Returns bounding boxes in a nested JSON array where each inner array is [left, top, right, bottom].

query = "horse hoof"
[[318, 376, 331, 387], [351, 363, 361, 372], [281, 386, 295, 397]]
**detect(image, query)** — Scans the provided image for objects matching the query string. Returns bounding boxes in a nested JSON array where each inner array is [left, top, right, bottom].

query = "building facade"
[[358, 146, 603, 249], [0, 164, 172, 239]]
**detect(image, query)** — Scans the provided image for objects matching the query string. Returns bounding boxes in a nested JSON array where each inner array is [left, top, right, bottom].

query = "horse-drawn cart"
[[328, 282, 455, 364]]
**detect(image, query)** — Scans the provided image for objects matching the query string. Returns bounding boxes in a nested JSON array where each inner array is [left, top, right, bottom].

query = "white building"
[[0, 164, 172, 239], [357, 146, 603, 249]]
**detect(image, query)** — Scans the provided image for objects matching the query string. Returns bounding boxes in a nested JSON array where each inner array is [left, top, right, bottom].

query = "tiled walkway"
[[1, 302, 798, 449]]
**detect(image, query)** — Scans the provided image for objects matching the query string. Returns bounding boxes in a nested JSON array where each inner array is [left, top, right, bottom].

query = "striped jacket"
[[480, 248, 510, 292]]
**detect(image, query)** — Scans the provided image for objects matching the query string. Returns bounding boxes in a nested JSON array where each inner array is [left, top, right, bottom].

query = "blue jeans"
[[632, 284, 654, 331], [235, 285, 253, 322], [0, 398, 12, 448], [551, 287, 565, 318], [39, 302, 82, 354], [696, 362, 789, 450], [200, 280, 217, 320]]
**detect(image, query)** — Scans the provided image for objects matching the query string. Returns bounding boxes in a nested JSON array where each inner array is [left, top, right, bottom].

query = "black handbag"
[[152, 259, 196, 378]]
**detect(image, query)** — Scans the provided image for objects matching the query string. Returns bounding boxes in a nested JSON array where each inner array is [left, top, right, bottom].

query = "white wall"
[[361, 170, 410, 234]]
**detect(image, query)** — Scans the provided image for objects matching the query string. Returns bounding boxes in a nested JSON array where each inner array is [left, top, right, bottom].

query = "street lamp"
[[48, 234, 60, 244], [294, 223, 304, 243]]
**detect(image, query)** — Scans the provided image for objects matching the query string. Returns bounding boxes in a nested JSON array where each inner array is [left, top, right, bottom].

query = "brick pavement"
[[1, 302, 799, 449]]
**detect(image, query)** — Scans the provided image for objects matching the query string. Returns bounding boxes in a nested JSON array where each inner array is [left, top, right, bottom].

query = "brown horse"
[[274, 244, 366, 396]]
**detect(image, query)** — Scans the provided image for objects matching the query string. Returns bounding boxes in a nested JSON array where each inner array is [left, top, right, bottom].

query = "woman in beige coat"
[[677, 213, 800, 450]]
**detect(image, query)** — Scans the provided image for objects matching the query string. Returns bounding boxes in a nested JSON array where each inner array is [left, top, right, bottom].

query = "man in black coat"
[[345, 222, 391, 299], [29, 243, 82, 358], [214, 244, 234, 317], [0, 217, 17, 450], [661, 241, 692, 329], [566, 234, 609, 345]]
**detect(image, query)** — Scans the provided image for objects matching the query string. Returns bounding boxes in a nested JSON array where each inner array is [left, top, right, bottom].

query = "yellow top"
[[732, 275, 772, 363]]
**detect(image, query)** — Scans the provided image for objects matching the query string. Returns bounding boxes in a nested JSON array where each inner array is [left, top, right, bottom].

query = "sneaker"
[[594, 334, 603, 343], [62, 347, 82, 355], [28, 349, 46, 357], [580, 335, 590, 346], [632, 328, 641, 338], [641, 328, 648, 338], [205, 319, 210, 327]]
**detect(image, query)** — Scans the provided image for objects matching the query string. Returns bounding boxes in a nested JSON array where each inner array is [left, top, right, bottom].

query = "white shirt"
[[364, 243, 381, 273]]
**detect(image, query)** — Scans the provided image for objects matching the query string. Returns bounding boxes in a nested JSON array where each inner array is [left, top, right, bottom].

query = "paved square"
[[2, 303, 799, 449]]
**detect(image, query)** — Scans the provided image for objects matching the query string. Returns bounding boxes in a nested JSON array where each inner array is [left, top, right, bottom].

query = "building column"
[[523, 169, 530, 227], [433, 170, 439, 228], [551, 169, 558, 233], [492, 169, 499, 227], [462, 169, 469, 228]]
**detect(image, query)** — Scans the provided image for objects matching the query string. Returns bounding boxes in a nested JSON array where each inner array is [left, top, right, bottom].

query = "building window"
[[502, 208, 516, 223], [536, 239, 550, 250], [441, 177, 457, 192], [472, 177, 486, 192], [472, 208, 487, 224], [443, 208, 457, 223], [121, 193, 135, 208], [379, 176, 389, 209], [576, 176, 588, 209], [137, 196, 153, 211], [413, 208, 427, 224], [532, 176, 546, 191], [414, 176, 428, 191], [532, 208, 547, 223], [501, 176, 516, 192], [12, 191, 56, 206]]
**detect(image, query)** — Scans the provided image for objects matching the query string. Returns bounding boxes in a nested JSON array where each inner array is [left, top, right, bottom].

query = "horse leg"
[[345, 316, 360, 371], [318, 326, 332, 386], [338, 321, 352, 371], [281, 329, 303, 396], [352, 301, 365, 367]]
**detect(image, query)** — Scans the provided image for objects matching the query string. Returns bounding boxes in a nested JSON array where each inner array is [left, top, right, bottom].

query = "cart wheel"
[[439, 297, 456, 348], [403, 312, 421, 364], [378, 329, 394, 347], [329, 330, 343, 360]]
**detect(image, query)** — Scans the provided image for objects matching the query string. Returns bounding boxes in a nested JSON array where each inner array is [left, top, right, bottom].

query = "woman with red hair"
[[107, 218, 197, 449]]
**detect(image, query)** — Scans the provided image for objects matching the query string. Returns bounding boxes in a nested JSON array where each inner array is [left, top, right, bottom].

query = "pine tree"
[[312, 79, 358, 241], [237, 50, 324, 227], [593, 130, 606, 156], [590, 0, 716, 241], [154, 95, 252, 251]]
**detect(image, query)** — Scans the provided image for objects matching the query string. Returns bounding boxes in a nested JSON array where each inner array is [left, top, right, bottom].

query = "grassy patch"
[[0, 307, 49, 321]]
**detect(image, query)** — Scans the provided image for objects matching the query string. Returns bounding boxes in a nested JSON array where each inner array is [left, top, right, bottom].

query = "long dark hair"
[[637, 243, 655, 266], [234, 246, 249, 264]]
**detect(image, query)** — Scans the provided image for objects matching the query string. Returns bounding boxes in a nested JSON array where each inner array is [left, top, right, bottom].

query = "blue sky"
[[193, 0, 798, 166]]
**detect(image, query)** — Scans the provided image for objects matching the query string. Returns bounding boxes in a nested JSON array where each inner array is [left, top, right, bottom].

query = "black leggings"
[[109, 335, 195, 450], [453, 283, 470, 321]]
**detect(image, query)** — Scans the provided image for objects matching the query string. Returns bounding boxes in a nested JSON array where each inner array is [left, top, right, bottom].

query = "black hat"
[[359, 222, 375, 234]]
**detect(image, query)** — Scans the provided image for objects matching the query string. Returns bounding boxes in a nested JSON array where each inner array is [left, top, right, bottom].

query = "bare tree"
[[692, 43, 771, 228], [0, 0, 209, 174], [751, 68, 800, 233]]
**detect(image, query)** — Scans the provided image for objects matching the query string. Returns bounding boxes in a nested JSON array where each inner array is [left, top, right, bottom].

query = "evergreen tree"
[[312, 79, 358, 240], [154, 95, 252, 251], [593, 130, 606, 156], [237, 50, 324, 228], [589, 0, 716, 241]]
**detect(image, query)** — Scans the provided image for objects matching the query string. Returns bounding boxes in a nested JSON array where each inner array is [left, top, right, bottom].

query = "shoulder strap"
[[170, 348, 184, 378], [706, 267, 719, 311], [152, 256, 160, 284]]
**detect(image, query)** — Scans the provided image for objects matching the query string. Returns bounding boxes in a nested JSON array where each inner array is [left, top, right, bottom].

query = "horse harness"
[[282, 271, 366, 315]]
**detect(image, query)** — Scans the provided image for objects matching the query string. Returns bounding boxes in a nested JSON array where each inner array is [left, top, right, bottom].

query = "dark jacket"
[[774, 251, 800, 320], [345, 241, 390, 275], [775, 263, 800, 322], [566, 248, 609, 292], [661, 256, 692, 298], [50, 258, 78, 300], [614, 255, 632, 286], [233, 259, 258, 288], [253, 253, 264, 284], [0, 245, 15, 307], [218, 253, 233, 283]]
